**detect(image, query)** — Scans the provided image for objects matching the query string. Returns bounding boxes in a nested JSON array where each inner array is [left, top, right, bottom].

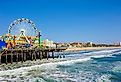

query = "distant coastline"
[[65, 47, 121, 51]]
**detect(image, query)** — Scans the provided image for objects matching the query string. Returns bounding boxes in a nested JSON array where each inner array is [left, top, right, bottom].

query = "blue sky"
[[0, 0, 121, 43]]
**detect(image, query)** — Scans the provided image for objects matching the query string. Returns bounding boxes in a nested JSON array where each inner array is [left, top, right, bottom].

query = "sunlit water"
[[0, 49, 121, 82]]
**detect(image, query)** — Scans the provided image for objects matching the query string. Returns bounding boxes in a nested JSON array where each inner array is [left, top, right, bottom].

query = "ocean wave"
[[96, 74, 111, 82]]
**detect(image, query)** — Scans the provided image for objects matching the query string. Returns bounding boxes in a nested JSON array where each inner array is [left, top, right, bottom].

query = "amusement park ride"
[[0, 18, 67, 64], [0, 18, 43, 49]]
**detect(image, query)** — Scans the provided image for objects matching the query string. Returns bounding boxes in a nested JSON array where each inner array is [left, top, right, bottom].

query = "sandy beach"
[[65, 47, 121, 51]]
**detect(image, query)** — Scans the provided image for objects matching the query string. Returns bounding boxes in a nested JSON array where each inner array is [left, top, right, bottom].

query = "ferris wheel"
[[8, 18, 38, 36]]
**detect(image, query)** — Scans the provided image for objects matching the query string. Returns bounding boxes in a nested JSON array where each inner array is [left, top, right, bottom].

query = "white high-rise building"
[[44, 39, 56, 48], [119, 42, 121, 46]]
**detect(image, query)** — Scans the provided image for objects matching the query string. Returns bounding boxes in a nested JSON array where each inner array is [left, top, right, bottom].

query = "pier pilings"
[[0, 48, 66, 64]]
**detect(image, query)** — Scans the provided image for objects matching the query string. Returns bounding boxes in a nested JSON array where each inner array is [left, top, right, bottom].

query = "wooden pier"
[[0, 48, 67, 64]]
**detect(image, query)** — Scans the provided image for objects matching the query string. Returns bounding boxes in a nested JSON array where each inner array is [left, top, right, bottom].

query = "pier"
[[0, 48, 67, 64], [0, 18, 68, 64]]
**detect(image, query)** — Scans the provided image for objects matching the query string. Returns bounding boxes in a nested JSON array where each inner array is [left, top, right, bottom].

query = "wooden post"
[[18, 51, 20, 62], [39, 51, 40, 60], [34, 51, 36, 61], [31, 51, 33, 61], [52, 51, 54, 59], [40, 51, 43, 60], [24, 52, 26, 62], [0, 54, 1, 64], [37, 51, 39, 59], [16, 52, 18, 63], [6, 51, 7, 64], [45, 51, 48, 60], [40, 51, 42, 60], [63, 51, 65, 58], [11, 51, 13, 64], [21, 50, 23, 63], [23, 52, 24, 62], [43, 51, 45, 58], [59, 53, 62, 58], [0, 51, 4, 64], [29, 51, 31, 60]]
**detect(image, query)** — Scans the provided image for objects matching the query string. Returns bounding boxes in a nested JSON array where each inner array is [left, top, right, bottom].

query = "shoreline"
[[0, 47, 120, 71], [65, 47, 121, 51]]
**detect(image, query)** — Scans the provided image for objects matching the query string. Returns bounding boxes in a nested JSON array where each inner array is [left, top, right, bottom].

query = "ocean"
[[0, 49, 121, 82]]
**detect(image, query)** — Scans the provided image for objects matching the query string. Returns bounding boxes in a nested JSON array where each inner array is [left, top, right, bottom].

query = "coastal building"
[[86, 42, 93, 47], [54, 42, 69, 48], [69, 42, 82, 48], [119, 42, 121, 46], [43, 39, 56, 48]]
